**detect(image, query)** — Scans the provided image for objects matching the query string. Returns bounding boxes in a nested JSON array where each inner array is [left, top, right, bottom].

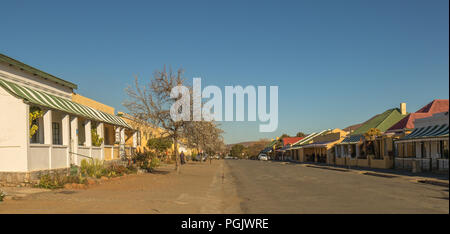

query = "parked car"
[[258, 154, 268, 161]]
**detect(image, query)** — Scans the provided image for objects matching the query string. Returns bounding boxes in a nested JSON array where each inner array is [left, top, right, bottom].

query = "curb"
[[298, 163, 449, 186]]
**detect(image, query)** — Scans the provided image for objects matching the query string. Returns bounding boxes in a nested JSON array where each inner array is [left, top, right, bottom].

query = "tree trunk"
[[196, 147, 200, 162], [174, 138, 180, 174]]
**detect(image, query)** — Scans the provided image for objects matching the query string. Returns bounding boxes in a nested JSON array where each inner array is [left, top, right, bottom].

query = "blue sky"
[[1, 0, 448, 144]]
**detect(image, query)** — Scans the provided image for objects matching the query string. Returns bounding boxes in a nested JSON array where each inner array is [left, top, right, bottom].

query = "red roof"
[[388, 113, 433, 131], [388, 99, 449, 131], [282, 137, 304, 146], [415, 99, 449, 113]]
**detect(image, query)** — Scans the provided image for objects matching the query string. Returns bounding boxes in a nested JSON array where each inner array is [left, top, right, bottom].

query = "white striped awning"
[[301, 140, 339, 148], [0, 78, 132, 129], [290, 129, 331, 149], [398, 124, 448, 141]]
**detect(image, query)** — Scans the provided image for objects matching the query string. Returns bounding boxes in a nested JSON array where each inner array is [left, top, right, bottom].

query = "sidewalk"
[[0, 160, 241, 214], [0, 187, 50, 201]]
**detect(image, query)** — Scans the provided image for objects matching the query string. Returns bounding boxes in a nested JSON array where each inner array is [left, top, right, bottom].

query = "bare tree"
[[184, 121, 224, 162], [124, 66, 185, 174]]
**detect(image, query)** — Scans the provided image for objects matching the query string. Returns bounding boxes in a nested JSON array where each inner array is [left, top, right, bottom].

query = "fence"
[[395, 157, 449, 172]]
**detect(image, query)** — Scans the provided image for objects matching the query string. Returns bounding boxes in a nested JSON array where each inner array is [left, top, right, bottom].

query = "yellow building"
[[71, 93, 135, 160], [72, 93, 115, 114], [288, 129, 348, 164], [117, 112, 163, 153], [71, 96, 193, 160]]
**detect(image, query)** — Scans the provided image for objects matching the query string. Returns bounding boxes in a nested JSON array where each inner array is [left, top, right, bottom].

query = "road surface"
[[0, 160, 448, 213], [226, 160, 449, 213]]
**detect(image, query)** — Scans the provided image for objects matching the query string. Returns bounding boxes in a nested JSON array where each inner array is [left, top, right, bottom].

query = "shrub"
[[80, 159, 105, 178], [91, 129, 104, 147], [37, 174, 65, 189], [29, 107, 43, 138], [132, 151, 151, 166], [126, 164, 138, 174], [107, 163, 128, 176], [37, 159, 138, 190], [63, 174, 86, 185], [0, 190, 5, 202], [141, 156, 160, 172], [131, 151, 161, 172], [69, 164, 79, 176]]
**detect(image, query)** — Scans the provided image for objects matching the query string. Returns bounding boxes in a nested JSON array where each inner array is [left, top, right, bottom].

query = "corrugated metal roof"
[[0, 53, 78, 90], [351, 108, 407, 135], [301, 140, 339, 148], [398, 124, 449, 141], [388, 100, 449, 131], [339, 134, 363, 144], [290, 129, 330, 149]]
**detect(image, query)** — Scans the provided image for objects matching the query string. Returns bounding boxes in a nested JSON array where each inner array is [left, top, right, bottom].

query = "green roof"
[[265, 140, 277, 148], [351, 108, 407, 135], [0, 78, 130, 129], [0, 53, 78, 90]]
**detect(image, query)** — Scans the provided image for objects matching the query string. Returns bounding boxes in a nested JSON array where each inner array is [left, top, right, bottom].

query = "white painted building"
[[0, 54, 133, 184], [395, 111, 449, 172]]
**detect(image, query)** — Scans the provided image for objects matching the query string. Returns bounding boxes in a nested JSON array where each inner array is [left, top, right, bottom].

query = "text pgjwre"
[[170, 78, 278, 132]]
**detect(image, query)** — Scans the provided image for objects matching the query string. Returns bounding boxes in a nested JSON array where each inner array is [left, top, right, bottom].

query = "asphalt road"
[[225, 160, 449, 214]]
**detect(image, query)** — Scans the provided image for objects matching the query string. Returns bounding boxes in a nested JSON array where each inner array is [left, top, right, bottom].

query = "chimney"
[[400, 102, 407, 115]]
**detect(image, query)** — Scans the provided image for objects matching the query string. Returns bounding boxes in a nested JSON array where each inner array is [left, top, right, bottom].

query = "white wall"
[[28, 145, 50, 171], [92, 147, 102, 161], [51, 146, 68, 169], [77, 147, 90, 165], [0, 86, 29, 172]]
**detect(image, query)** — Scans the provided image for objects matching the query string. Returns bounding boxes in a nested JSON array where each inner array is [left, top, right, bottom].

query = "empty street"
[[228, 160, 449, 214], [1, 160, 448, 214]]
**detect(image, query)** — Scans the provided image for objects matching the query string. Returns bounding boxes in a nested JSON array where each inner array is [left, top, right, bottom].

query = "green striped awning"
[[0, 78, 131, 129], [398, 124, 449, 141], [339, 134, 363, 144]]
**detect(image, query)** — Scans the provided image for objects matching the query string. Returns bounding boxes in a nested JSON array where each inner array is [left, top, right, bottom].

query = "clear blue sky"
[[1, 0, 448, 144]]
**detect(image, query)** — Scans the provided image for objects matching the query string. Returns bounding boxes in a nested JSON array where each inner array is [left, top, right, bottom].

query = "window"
[[104, 126, 110, 145], [351, 144, 356, 158], [420, 142, 426, 159], [52, 122, 61, 145], [444, 141, 449, 159], [439, 140, 449, 159]]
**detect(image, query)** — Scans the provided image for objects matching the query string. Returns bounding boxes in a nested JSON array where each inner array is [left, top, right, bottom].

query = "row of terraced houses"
[[0, 54, 190, 186], [263, 101, 449, 173]]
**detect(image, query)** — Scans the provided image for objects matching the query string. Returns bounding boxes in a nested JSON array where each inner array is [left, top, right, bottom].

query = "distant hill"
[[343, 123, 363, 132], [226, 139, 271, 149]]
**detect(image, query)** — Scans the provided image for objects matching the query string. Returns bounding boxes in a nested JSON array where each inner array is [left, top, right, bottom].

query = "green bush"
[[36, 159, 139, 190], [111, 163, 128, 176], [70, 164, 79, 176], [126, 164, 138, 174], [91, 129, 104, 147], [36, 171, 90, 189], [0, 190, 5, 202], [37, 174, 65, 189], [131, 151, 161, 172], [142, 156, 160, 172], [80, 159, 105, 178]]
